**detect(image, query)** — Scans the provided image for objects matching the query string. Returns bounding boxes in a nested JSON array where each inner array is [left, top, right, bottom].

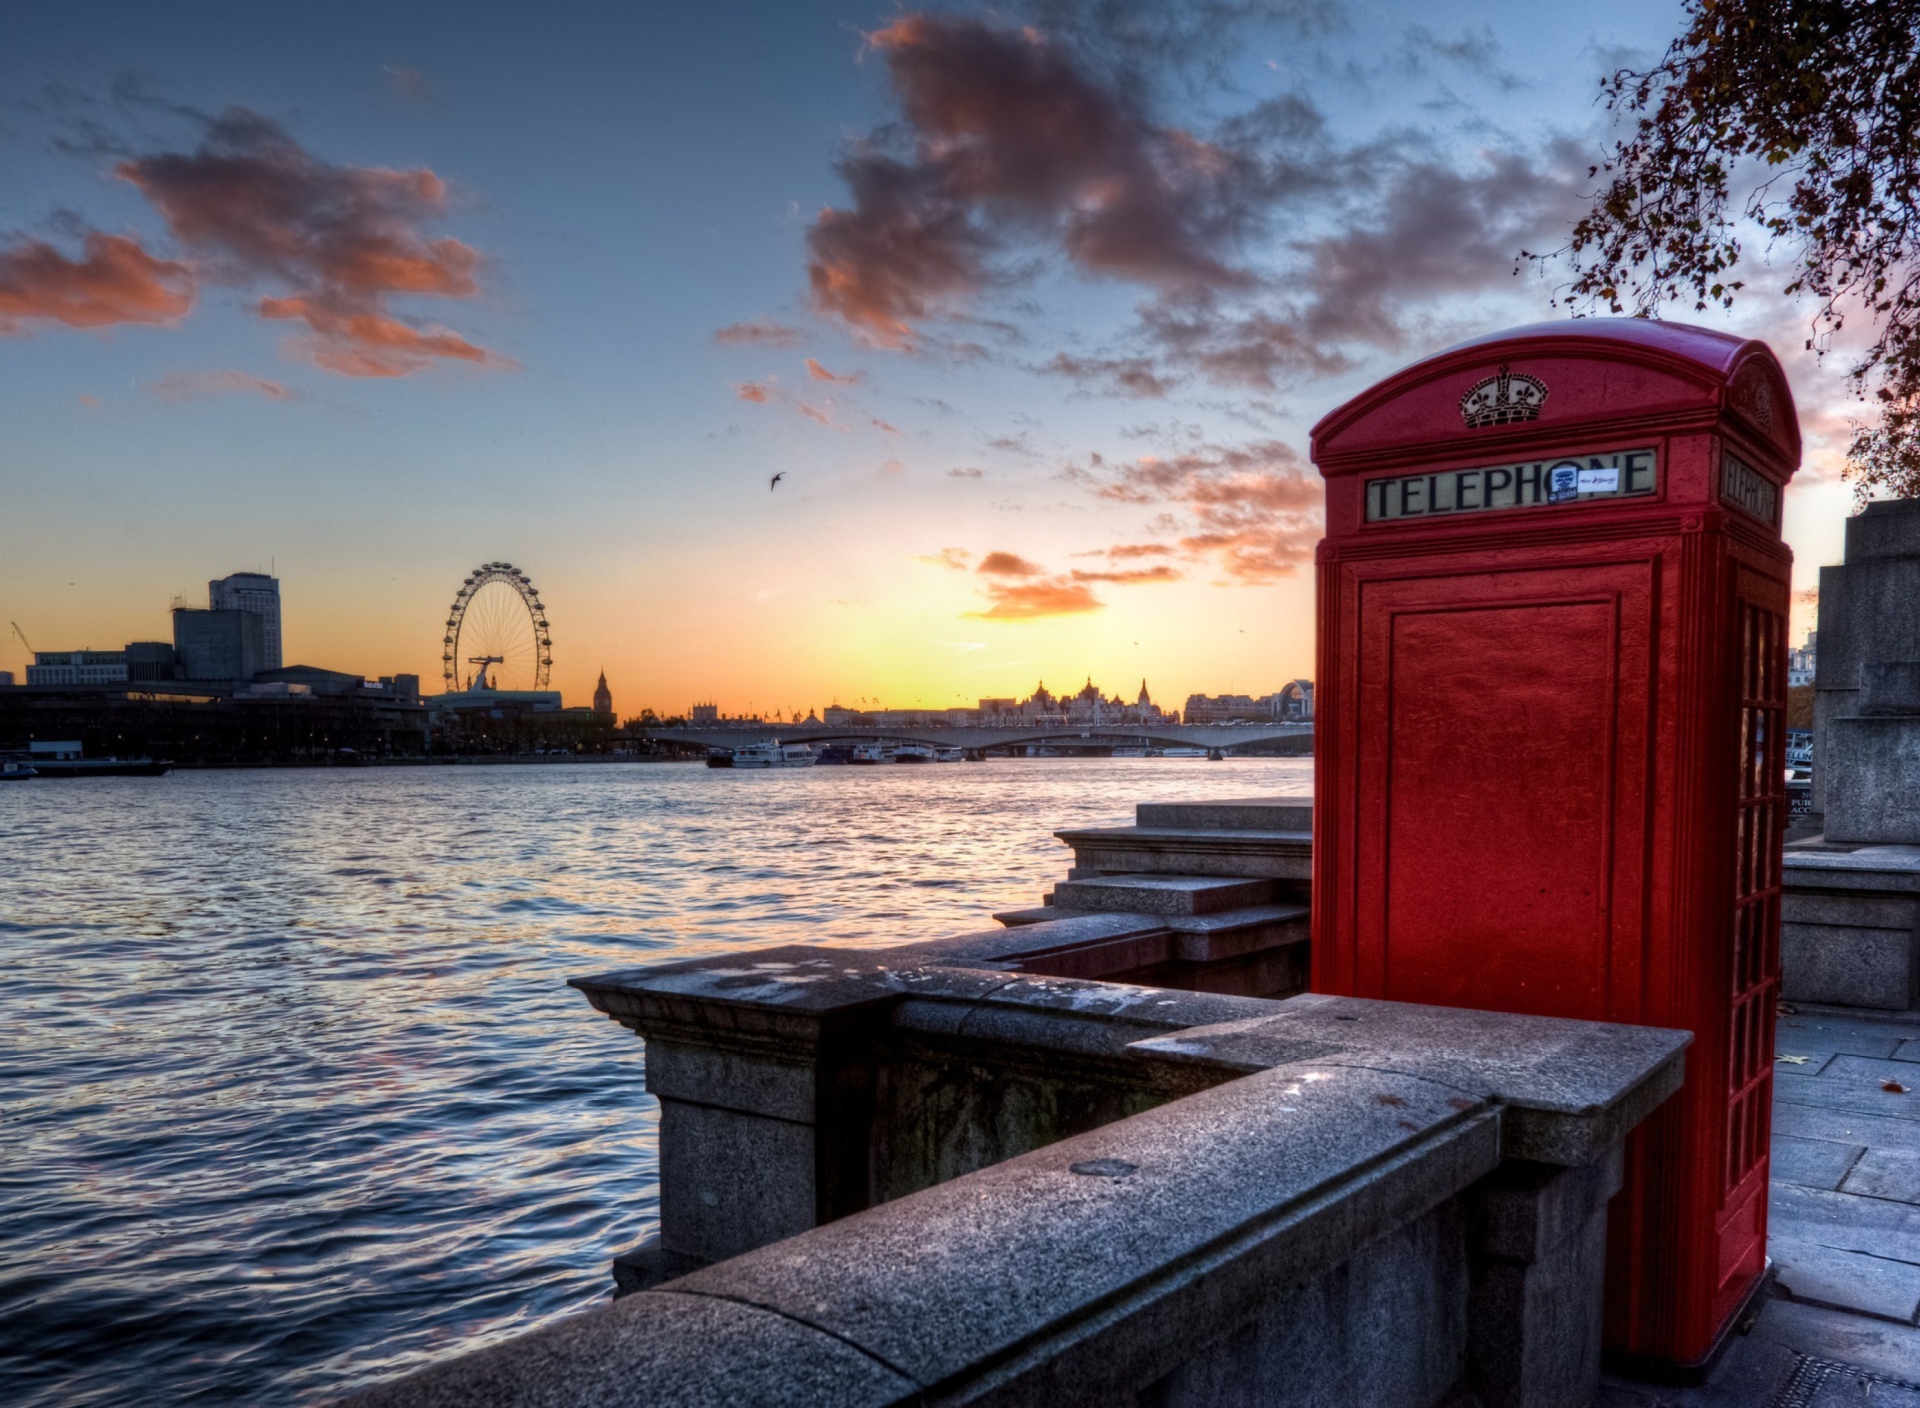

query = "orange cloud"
[[872, 417, 901, 434], [260, 298, 491, 377], [0, 233, 194, 333], [736, 382, 773, 403], [76, 394, 100, 408], [1066, 437, 1324, 582], [806, 357, 862, 383], [977, 551, 1044, 576], [116, 108, 499, 377], [149, 369, 300, 402], [968, 579, 1105, 619], [1071, 564, 1182, 584], [917, 547, 971, 568]]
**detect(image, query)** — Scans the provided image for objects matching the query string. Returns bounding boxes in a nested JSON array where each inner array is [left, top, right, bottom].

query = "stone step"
[[1053, 824, 1312, 881], [1165, 904, 1309, 963], [1135, 797, 1312, 831], [1049, 873, 1278, 917]]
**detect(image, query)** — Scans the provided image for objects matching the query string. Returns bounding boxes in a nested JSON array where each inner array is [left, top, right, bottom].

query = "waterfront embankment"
[[0, 756, 1309, 1408]]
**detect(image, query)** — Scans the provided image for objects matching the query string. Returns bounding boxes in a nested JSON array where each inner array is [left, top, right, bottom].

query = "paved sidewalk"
[[1598, 1005, 1920, 1405]]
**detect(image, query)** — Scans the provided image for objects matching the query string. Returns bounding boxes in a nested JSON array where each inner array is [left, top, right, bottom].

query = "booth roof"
[[1429, 317, 1752, 378]]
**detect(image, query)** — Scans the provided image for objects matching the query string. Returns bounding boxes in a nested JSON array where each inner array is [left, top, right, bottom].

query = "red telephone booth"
[[1309, 319, 1798, 1371]]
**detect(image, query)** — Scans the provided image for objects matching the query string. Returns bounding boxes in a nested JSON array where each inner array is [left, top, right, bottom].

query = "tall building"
[[209, 572, 282, 670], [593, 670, 613, 716], [173, 608, 268, 682]]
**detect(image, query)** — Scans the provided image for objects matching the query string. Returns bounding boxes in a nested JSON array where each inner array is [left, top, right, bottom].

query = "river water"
[[0, 756, 1312, 1405]]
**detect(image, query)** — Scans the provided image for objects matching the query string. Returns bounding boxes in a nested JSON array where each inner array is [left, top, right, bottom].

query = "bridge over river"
[[636, 721, 1313, 756]]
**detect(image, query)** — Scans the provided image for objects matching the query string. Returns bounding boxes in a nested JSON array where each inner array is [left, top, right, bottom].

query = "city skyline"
[[3, 0, 1856, 707]]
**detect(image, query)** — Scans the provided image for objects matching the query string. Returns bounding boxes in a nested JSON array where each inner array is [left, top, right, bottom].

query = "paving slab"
[[1770, 1236, 1920, 1322], [1777, 1013, 1912, 1059], [1846, 1148, 1920, 1205], [1596, 1298, 1917, 1406], [1775, 1101, 1920, 1155], [1773, 1134, 1867, 1192], [1775, 1054, 1920, 1119]]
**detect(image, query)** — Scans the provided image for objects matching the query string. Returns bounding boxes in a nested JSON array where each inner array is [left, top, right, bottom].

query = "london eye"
[[443, 562, 552, 692]]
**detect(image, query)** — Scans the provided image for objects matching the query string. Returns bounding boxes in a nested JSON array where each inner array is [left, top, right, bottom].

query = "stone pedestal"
[[1786, 499, 1920, 1009], [1810, 499, 1920, 842], [1781, 846, 1920, 1010]]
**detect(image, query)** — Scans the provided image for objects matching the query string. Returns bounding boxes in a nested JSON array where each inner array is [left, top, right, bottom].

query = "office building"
[[209, 572, 282, 671], [27, 650, 128, 685], [173, 608, 268, 682], [125, 642, 179, 682]]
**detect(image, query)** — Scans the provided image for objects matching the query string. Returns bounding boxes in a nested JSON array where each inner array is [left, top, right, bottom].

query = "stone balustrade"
[[338, 796, 1692, 1407], [345, 955, 1685, 1408]]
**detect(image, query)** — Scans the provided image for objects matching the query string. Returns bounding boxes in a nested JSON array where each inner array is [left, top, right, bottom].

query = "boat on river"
[[20, 743, 172, 778], [848, 744, 888, 764], [1, 760, 38, 781], [894, 744, 933, 763], [710, 742, 813, 769], [932, 746, 964, 763]]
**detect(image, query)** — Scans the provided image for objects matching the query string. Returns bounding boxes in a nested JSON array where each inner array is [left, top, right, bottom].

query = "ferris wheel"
[[443, 561, 552, 692]]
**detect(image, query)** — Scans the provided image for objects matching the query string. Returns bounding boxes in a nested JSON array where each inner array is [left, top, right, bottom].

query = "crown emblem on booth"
[[1459, 365, 1548, 428]]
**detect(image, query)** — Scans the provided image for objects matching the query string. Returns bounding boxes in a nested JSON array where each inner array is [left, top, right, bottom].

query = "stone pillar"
[[1810, 499, 1920, 841], [1785, 499, 1920, 1010], [1466, 1151, 1622, 1408], [570, 949, 902, 1285]]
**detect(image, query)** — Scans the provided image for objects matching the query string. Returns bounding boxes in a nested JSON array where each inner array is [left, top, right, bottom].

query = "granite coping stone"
[[657, 1060, 1500, 1402], [893, 968, 1280, 1056], [1128, 993, 1690, 1165], [1054, 824, 1316, 845], [339, 1285, 917, 1408], [1134, 796, 1314, 830], [1050, 873, 1278, 917], [1783, 846, 1920, 892], [870, 914, 1173, 970]]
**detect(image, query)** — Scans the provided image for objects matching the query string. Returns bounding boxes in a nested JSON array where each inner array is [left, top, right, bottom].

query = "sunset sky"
[[2, 0, 1861, 715]]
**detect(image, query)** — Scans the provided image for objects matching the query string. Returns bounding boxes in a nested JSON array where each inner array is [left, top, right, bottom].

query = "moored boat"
[[1, 760, 38, 781], [23, 743, 172, 777], [893, 744, 933, 763], [932, 746, 964, 763], [848, 744, 886, 764]]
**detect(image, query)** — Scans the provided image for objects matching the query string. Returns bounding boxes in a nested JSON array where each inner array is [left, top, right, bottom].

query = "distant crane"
[[10, 621, 33, 654]]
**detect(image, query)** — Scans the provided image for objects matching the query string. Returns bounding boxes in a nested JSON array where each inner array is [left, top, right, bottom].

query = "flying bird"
[[770, 472, 785, 490]]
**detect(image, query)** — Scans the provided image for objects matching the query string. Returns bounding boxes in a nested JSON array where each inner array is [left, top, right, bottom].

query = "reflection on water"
[[0, 756, 1311, 1404]]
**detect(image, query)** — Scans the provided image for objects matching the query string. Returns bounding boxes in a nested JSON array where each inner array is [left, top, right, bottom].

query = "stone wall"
[[345, 979, 1684, 1408]]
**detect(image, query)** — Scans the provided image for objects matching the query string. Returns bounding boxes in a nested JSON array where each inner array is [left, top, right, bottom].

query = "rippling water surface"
[[0, 756, 1311, 1405]]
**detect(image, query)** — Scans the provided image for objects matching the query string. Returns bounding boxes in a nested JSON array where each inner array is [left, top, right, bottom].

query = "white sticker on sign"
[[1577, 467, 1620, 493]]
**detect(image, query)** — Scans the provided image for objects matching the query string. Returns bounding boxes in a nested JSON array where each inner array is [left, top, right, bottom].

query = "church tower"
[[593, 669, 612, 716], [1138, 678, 1151, 706]]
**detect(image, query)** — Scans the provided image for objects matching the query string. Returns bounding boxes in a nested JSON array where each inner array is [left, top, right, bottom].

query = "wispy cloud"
[[149, 368, 300, 402], [1066, 436, 1324, 581], [805, 357, 862, 383], [714, 317, 805, 347]]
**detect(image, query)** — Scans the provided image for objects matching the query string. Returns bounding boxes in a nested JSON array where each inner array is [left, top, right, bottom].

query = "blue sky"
[[0, 0, 1855, 712]]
